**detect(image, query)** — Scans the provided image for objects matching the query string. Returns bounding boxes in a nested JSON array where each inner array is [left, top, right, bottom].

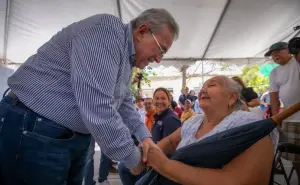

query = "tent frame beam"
[[3, 0, 12, 66], [161, 57, 265, 61], [201, 0, 231, 59], [116, 0, 122, 21], [6, 57, 266, 65]]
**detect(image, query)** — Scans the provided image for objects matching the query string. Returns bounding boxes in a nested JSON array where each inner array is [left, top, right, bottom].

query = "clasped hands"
[[130, 138, 169, 175]]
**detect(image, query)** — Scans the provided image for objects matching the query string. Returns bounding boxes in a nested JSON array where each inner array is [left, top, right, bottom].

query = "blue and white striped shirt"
[[7, 14, 152, 169]]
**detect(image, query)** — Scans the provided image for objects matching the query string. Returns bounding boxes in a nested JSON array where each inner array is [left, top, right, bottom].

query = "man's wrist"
[[123, 146, 142, 169], [134, 125, 152, 142]]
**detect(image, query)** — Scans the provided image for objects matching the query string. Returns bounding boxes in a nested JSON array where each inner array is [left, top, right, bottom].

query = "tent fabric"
[[0, 65, 14, 96], [0, 0, 300, 66]]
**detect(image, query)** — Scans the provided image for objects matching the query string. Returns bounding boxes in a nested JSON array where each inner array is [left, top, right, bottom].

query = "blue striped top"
[[7, 14, 151, 169]]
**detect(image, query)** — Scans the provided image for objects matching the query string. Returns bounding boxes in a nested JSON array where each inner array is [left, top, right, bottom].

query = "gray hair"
[[216, 75, 244, 111], [131, 8, 179, 40]]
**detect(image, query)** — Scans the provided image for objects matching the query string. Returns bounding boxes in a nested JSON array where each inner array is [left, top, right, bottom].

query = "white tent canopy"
[[1, 0, 300, 66]]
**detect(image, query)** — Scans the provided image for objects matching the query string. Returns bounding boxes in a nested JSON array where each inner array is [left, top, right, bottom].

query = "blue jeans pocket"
[[23, 117, 75, 146], [18, 118, 75, 185]]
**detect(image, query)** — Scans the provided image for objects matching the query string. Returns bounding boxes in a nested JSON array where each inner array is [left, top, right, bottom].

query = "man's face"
[[271, 49, 291, 65], [136, 100, 143, 109], [144, 98, 155, 113], [133, 24, 173, 69], [183, 87, 189, 95], [184, 100, 192, 110]]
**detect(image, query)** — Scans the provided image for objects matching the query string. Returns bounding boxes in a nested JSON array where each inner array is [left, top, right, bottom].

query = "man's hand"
[[147, 144, 169, 173], [130, 160, 146, 175], [140, 138, 155, 163]]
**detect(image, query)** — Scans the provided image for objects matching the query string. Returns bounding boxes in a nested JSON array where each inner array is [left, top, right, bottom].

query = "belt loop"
[[12, 97, 19, 106]]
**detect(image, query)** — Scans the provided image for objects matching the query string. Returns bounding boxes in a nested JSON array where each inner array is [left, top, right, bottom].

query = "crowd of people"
[[0, 6, 299, 185]]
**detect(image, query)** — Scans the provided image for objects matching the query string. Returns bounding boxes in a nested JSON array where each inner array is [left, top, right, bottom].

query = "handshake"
[[130, 138, 169, 175]]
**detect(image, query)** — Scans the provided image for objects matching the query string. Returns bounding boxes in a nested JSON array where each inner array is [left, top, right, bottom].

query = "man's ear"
[[134, 24, 149, 42]]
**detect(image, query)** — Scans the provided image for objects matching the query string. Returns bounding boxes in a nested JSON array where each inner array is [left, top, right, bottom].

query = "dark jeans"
[[118, 162, 146, 185], [84, 139, 96, 185], [84, 139, 112, 184], [98, 152, 112, 183], [0, 95, 91, 185]]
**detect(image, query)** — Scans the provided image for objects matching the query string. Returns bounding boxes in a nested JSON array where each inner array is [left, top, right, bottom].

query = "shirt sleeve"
[[70, 24, 141, 169], [269, 69, 279, 92], [118, 88, 152, 142], [260, 93, 266, 101]]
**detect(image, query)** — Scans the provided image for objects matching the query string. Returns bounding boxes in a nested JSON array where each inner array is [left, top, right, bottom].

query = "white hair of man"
[[216, 75, 244, 111], [131, 8, 179, 40]]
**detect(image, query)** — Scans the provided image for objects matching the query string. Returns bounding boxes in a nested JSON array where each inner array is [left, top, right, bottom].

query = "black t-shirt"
[[241, 87, 258, 103]]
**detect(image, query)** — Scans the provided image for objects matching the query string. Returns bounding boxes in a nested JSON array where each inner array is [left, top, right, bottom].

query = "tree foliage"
[[131, 66, 156, 99], [240, 65, 269, 94]]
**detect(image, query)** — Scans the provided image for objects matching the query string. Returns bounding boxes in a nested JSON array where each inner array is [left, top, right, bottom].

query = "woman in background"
[[118, 87, 181, 185], [231, 76, 260, 107]]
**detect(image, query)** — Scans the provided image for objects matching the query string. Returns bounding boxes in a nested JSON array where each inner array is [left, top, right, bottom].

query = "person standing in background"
[[189, 90, 198, 111], [231, 76, 260, 108], [143, 97, 156, 132], [135, 97, 146, 123], [180, 99, 196, 123], [178, 86, 193, 110], [118, 87, 181, 185], [171, 100, 182, 118], [267, 41, 300, 184]]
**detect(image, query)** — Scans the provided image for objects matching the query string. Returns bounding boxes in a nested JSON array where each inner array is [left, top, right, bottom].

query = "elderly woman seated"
[[142, 75, 279, 185]]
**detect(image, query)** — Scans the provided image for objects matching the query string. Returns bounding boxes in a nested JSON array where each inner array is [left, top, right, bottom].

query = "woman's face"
[[190, 90, 195, 96], [198, 77, 236, 111], [153, 90, 170, 113]]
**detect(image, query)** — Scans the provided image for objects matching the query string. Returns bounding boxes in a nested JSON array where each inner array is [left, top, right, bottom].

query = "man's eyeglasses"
[[149, 29, 166, 58]]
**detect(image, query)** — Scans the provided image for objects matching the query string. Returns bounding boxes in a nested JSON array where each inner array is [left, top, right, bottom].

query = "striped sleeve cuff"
[[123, 146, 141, 169], [133, 124, 152, 142]]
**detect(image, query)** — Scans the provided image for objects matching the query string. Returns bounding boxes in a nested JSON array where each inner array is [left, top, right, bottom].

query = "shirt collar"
[[127, 23, 136, 66], [146, 109, 156, 116]]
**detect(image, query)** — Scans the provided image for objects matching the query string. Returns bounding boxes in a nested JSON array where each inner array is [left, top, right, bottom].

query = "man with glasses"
[[0, 8, 179, 185]]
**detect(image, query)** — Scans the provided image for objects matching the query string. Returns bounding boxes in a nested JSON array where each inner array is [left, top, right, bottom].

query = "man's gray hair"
[[131, 8, 179, 40], [217, 75, 245, 111]]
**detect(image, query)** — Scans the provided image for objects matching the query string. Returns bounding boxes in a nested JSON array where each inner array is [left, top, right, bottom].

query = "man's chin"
[[136, 63, 147, 69]]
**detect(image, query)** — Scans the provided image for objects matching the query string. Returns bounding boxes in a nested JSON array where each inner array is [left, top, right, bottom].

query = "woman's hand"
[[147, 144, 169, 173]]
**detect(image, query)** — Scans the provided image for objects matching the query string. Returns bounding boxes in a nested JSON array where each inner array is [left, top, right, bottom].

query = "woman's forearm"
[[156, 136, 273, 185], [157, 138, 178, 155], [247, 98, 260, 107], [157, 128, 182, 155], [158, 160, 233, 185]]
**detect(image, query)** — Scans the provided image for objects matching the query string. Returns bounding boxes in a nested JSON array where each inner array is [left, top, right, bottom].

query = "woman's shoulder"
[[182, 114, 203, 128], [228, 111, 264, 125]]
